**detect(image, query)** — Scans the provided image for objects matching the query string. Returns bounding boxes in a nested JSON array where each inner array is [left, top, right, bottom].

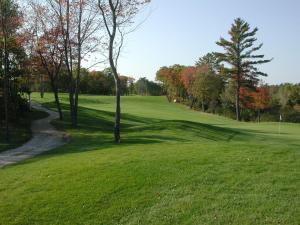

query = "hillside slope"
[[0, 94, 299, 225]]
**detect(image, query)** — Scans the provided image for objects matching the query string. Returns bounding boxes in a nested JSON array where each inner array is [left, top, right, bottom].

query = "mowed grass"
[[0, 93, 299, 225]]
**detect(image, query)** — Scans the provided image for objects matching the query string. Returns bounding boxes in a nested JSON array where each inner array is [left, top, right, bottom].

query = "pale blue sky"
[[114, 0, 300, 84]]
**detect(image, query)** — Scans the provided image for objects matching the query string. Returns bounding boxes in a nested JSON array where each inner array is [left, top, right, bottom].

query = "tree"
[[28, 2, 64, 120], [135, 77, 162, 96], [215, 18, 272, 121], [180, 66, 197, 108], [156, 65, 185, 102], [251, 86, 270, 122], [97, 0, 150, 143], [196, 53, 220, 73], [0, 0, 23, 141], [46, 0, 101, 127], [192, 65, 223, 112]]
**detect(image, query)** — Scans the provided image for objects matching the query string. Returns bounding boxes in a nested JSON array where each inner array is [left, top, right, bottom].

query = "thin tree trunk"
[[4, 76, 9, 141], [114, 78, 121, 143], [166, 95, 171, 102], [74, 85, 79, 127], [74, 2, 82, 128], [4, 30, 9, 141], [190, 97, 195, 109], [69, 86, 76, 126], [50, 76, 63, 121], [258, 109, 261, 123], [236, 79, 241, 121], [54, 90, 63, 120], [201, 100, 205, 112], [40, 74, 44, 98], [28, 93, 31, 110]]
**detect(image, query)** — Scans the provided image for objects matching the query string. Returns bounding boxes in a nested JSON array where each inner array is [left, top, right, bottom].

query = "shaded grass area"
[[0, 109, 49, 153], [0, 93, 299, 225]]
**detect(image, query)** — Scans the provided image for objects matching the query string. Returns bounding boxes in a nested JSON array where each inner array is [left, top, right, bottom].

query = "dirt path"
[[0, 103, 67, 167]]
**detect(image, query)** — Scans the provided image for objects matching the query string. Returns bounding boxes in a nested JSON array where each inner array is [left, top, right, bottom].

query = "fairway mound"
[[129, 120, 238, 142]]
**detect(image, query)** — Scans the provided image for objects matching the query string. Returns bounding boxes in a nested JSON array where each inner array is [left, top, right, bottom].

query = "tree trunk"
[[4, 32, 9, 141], [235, 80, 241, 121], [54, 90, 63, 121], [114, 78, 121, 144], [166, 95, 171, 102], [258, 109, 261, 123], [49, 75, 63, 120], [69, 88, 76, 127], [190, 97, 195, 109], [28, 93, 31, 111], [74, 86, 79, 127], [201, 100, 205, 112], [40, 74, 44, 99], [73, 1, 82, 128]]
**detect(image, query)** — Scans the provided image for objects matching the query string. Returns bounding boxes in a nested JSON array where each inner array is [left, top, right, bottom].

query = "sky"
[[98, 0, 300, 84]]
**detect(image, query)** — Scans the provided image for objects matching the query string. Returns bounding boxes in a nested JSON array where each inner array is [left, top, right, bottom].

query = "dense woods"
[[156, 58, 300, 122], [30, 69, 162, 96]]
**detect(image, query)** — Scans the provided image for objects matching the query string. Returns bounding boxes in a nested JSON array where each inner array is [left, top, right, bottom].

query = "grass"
[[0, 109, 49, 153], [0, 93, 299, 225]]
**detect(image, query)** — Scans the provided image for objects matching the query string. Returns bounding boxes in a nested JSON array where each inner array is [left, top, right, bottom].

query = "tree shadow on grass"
[[37, 103, 245, 156], [43, 102, 300, 147], [7, 101, 300, 168]]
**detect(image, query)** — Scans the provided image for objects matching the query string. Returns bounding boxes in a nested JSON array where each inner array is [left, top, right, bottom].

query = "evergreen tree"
[[215, 18, 272, 121], [195, 53, 220, 73]]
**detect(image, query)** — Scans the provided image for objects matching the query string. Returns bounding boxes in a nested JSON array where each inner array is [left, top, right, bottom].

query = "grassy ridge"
[[0, 93, 299, 225]]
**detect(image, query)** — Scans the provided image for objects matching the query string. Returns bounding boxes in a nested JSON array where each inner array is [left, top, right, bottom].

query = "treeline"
[[31, 69, 163, 96], [156, 57, 300, 122]]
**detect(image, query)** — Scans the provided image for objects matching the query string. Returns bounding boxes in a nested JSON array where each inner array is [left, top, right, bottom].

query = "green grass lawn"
[[0, 109, 49, 153], [0, 93, 299, 225]]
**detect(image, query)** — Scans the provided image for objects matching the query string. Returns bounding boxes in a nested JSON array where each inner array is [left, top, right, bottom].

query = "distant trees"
[[215, 18, 272, 121], [193, 65, 223, 112], [239, 86, 270, 122], [156, 53, 224, 112], [251, 87, 270, 122], [135, 77, 163, 96], [156, 65, 185, 102], [79, 70, 114, 95], [179, 66, 197, 108]]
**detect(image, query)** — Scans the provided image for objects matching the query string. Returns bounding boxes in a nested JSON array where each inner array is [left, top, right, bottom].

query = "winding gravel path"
[[0, 103, 67, 167]]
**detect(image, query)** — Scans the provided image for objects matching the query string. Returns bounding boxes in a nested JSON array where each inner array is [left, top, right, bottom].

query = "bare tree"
[[45, 0, 101, 127], [26, 2, 64, 119], [97, 0, 150, 143]]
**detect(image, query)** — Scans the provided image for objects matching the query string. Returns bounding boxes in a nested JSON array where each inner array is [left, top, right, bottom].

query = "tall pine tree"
[[215, 18, 272, 121]]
